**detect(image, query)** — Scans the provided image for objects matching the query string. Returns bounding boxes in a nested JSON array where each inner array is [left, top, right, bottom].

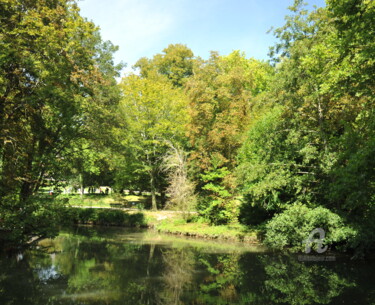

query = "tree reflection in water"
[[261, 255, 354, 305], [159, 248, 194, 305], [0, 228, 374, 305]]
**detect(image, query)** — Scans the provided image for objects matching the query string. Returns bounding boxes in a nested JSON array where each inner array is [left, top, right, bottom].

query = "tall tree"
[[0, 0, 121, 244], [187, 51, 272, 174], [186, 51, 272, 223], [0, 0, 121, 201], [134, 44, 194, 87], [116, 75, 188, 210]]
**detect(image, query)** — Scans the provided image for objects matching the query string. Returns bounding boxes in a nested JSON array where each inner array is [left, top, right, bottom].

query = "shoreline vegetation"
[[59, 193, 260, 243], [55, 193, 258, 243]]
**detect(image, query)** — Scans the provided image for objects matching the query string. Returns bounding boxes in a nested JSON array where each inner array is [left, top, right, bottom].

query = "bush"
[[78, 208, 97, 223], [346, 207, 375, 257], [95, 209, 125, 225], [238, 199, 276, 226], [264, 204, 356, 252], [197, 197, 239, 225], [0, 196, 66, 246], [60, 208, 79, 226], [186, 215, 208, 224], [127, 213, 146, 227], [61, 208, 146, 228]]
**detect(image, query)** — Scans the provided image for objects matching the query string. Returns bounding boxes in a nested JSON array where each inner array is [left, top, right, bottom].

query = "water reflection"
[[160, 248, 194, 305], [261, 255, 354, 305], [0, 226, 374, 305]]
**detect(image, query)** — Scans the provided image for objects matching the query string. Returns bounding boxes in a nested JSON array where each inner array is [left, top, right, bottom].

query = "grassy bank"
[[156, 220, 259, 243], [62, 207, 259, 244]]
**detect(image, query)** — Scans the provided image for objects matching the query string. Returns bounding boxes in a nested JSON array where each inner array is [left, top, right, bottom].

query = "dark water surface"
[[1, 226, 374, 305]]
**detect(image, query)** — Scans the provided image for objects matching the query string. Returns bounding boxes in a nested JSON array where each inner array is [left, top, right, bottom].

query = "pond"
[[0, 226, 374, 305]]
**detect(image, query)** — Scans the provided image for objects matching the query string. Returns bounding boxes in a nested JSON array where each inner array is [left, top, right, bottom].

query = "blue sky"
[[78, 0, 325, 76]]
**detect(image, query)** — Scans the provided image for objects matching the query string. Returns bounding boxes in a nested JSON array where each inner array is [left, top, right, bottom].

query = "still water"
[[0, 226, 374, 305]]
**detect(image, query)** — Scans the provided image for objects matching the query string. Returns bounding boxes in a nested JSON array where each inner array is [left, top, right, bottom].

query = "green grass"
[[155, 219, 259, 243]]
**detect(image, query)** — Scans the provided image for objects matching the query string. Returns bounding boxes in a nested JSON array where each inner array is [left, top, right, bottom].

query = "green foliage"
[[134, 44, 194, 87], [60, 139, 116, 196], [0, 0, 121, 245], [0, 196, 66, 245], [261, 254, 354, 305], [115, 74, 189, 209], [325, 109, 375, 213], [198, 166, 238, 225], [348, 207, 375, 257], [236, 0, 375, 255], [264, 204, 355, 252], [238, 200, 275, 226], [62, 208, 147, 227], [237, 106, 298, 210], [324, 0, 375, 99], [0, 0, 121, 201]]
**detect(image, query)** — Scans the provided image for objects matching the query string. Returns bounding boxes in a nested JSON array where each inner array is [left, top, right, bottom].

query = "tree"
[[0, 0, 121, 200], [237, 0, 375, 254], [237, 106, 302, 212], [186, 51, 273, 223], [116, 75, 189, 210], [187, 51, 272, 175], [134, 44, 194, 87], [61, 138, 115, 195], [0, 0, 121, 244], [161, 144, 196, 217]]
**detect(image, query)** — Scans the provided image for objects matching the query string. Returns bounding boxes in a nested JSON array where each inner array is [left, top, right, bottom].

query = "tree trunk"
[[20, 181, 32, 202], [0, 143, 18, 198], [150, 173, 157, 210], [79, 173, 84, 198], [20, 151, 34, 202], [160, 189, 166, 207]]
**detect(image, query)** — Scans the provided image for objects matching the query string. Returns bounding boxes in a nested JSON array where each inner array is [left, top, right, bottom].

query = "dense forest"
[[0, 0, 374, 256]]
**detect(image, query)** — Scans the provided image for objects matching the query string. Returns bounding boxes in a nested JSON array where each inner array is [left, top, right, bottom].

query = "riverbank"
[[155, 219, 258, 243], [63, 207, 260, 244]]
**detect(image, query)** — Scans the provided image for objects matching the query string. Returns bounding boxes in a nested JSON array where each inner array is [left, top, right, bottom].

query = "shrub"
[[95, 209, 125, 225], [0, 196, 66, 245], [126, 213, 146, 227], [61, 208, 146, 228], [346, 207, 375, 257], [197, 197, 239, 225], [238, 199, 276, 226], [264, 204, 356, 252], [198, 166, 239, 225], [77, 208, 97, 223]]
